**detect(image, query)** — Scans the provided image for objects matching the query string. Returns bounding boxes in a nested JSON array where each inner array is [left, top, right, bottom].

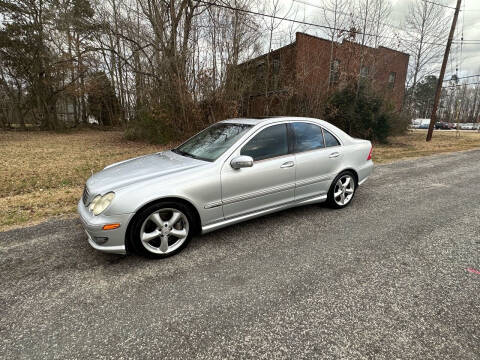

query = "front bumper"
[[77, 200, 133, 255]]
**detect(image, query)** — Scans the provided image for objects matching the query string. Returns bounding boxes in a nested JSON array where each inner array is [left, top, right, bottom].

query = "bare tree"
[[404, 0, 448, 92], [317, 0, 349, 91], [259, 0, 294, 115]]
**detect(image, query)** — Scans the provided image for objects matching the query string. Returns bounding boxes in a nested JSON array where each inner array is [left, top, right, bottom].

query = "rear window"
[[323, 129, 340, 147]]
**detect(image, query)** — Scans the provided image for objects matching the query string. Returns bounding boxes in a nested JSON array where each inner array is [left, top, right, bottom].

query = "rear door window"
[[292, 122, 325, 153]]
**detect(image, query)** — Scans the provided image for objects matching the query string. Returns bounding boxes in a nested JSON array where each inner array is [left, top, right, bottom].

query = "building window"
[[272, 58, 280, 90], [329, 59, 340, 85], [256, 61, 265, 82], [273, 58, 280, 74], [360, 66, 370, 77], [388, 72, 396, 88]]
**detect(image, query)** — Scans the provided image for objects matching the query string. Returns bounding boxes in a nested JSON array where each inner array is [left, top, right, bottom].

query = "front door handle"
[[280, 161, 294, 168], [329, 152, 340, 158]]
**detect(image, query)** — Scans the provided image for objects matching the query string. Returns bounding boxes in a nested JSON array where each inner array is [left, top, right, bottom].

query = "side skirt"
[[358, 176, 369, 186], [201, 194, 327, 234]]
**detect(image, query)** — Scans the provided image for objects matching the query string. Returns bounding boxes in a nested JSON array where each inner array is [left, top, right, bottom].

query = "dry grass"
[[373, 130, 480, 164], [1, 128, 479, 231], [0, 130, 169, 231]]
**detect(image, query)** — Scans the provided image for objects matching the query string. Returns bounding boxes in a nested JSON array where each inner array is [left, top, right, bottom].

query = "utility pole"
[[426, 0, 462, 142]]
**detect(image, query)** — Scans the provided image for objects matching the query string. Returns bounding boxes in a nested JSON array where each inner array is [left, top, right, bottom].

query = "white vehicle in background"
[[417, 119, 431, 129], [411, 119, 421, 129], [459, 123, 474, 130]]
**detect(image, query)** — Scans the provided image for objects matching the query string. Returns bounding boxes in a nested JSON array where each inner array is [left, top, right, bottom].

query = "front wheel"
[[327, 172, 356, 209], [129, 201, 195, 258]]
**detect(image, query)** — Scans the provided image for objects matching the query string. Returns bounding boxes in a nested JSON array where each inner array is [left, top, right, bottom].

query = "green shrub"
[[323, 83, 408, 143], [125, 108, 176, 144]]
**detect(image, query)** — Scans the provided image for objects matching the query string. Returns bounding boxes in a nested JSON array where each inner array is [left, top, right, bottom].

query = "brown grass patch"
[[373, 130, 480, 164], [0, 130, 170, 230], [1, 129, 479, 231]]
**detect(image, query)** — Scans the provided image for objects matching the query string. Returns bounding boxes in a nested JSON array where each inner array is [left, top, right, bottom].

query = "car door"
[[221, 123, 295, 219], [292, 122, 343, 202]]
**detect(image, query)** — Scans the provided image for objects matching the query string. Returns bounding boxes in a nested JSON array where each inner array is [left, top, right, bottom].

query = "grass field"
[[0, 130, 169, 230], [373, 129, 480, 163], [1, 129, 479, 231]]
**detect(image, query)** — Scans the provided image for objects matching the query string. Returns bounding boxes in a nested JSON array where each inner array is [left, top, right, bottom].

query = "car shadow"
[[0, 201, 338, 275]]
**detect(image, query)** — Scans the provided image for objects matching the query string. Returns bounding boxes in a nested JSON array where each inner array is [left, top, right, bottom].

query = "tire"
[[129, 201, 196, 259], [327, 171, 356, 209]]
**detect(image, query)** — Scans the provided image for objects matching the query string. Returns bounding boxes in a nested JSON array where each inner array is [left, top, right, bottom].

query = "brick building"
[[238, 32, 409, 116]]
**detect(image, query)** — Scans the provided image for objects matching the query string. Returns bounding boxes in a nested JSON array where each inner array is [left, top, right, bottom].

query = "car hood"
[[86, 150, 206, 194]]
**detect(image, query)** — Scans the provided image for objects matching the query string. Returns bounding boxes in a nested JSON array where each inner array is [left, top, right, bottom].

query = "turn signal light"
[[102, 223, 120, 230], [367, 146, 373, 161]]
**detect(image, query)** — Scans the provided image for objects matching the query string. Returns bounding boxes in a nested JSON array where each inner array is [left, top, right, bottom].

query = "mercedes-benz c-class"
[[78, 117, 373, 258]]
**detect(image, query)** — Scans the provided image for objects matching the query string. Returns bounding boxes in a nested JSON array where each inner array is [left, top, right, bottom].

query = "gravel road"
[[1, 150, 479, 359]]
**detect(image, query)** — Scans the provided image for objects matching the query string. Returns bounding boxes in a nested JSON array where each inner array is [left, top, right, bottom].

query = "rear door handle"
[[329, 152, 340, 158], [280, 161, 294, 168]]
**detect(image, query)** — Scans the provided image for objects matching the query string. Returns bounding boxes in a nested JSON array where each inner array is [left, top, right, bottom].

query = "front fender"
[[104, 164, 224, 227]]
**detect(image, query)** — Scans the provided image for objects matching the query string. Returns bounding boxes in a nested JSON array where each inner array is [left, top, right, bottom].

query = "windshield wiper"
[[171, 148, 185, 156], [172, 148, 194, 158], [172, 148, 208, 161]]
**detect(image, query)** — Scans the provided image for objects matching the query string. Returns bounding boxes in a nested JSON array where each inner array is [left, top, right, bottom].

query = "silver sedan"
[[78, 117, 373, 258]]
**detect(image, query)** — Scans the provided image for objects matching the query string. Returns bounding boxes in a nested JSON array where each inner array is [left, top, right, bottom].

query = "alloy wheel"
[[140, 208, 189, 255], [333, 175, 355, 206]]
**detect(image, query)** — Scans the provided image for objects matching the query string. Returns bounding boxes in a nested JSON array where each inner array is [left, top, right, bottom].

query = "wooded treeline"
[[0, 0, 267, 137], [410, 74, 480, 123], [0, 0, 478, 140]]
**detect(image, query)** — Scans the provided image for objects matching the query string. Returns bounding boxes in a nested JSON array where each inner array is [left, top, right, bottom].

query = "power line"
[[443, 81, 480, 88], [423, 0, 458, 10], [197, 0, 363, 34], [423, 0, 455, 10], [423, 0, 480, 11], [293, 0, 405, 32], [443, 74, 480, 81], [196, 0, 450, 48], [295, 0, 480, 43], [460, 0, 466, 75]]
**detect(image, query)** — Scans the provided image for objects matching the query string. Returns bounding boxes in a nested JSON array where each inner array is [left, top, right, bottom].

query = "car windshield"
[[173, 123, 252, 162]]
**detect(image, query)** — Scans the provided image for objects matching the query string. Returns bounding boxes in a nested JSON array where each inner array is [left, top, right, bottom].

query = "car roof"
[[221, 116, 331, 125], [221, 118, 268, 125], [220, 117, 355, 145], [221, 116, 337, 129]]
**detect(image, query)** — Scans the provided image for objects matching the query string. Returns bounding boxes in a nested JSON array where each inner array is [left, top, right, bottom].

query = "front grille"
[[82, 186, 90, 205]]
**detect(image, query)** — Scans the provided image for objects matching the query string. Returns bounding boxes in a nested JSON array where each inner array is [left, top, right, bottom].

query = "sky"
[[390, 0, 480, 77], [1, 0, 478, 81], [273, 0, 480, 80]]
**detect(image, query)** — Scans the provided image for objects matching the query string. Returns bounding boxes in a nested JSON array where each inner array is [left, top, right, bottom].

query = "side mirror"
[[230, 155, 254, 169]]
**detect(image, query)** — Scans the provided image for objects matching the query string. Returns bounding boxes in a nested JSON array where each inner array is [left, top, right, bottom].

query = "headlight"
[[88, 192, 115, 216], [88, 195, 101, 212]]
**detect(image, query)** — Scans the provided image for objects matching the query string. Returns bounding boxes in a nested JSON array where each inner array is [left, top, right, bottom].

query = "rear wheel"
[[130, 201, 196, 258], [327, 172, 356, 209]]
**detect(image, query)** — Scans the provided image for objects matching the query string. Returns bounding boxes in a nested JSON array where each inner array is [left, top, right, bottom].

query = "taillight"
[[367, 146, 373, 160]]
